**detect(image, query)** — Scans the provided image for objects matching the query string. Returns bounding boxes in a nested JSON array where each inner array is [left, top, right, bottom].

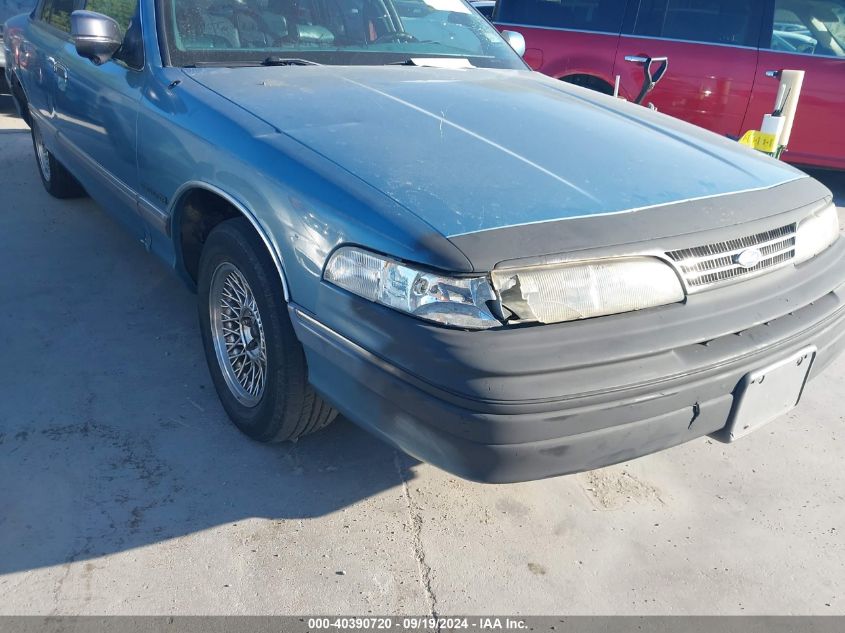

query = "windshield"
[[0, 0, 36, 26], [159, 0, 525, 68]]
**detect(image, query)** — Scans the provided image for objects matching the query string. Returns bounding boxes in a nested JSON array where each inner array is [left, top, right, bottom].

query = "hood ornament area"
[[735, 247, 764, 269]]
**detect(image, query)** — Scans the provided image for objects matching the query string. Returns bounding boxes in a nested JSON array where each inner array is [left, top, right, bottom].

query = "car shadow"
[[0, 133, 419, 575]]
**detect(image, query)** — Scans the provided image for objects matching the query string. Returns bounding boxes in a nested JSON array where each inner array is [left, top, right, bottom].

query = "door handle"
[[626, 54, 669, 64], [623, 55, 670, 105], [765, 70, 781, 78], [54, 60, 68, 90]]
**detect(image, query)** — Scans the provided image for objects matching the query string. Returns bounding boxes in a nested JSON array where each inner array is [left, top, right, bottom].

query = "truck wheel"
[[31, 121, 86, 199], [198, 218, 337, 442]]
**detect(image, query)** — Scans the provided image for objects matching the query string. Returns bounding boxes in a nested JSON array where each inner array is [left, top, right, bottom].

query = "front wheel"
[[198, 218, 337, 442], [30, 120, 86, 199]]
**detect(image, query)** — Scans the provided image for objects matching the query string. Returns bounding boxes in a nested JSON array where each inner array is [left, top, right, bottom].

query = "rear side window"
[[769, 0, 845, 57], [40, 0, 74, 31], [496, 0, 627, 34], [630, 0, 762, 47]]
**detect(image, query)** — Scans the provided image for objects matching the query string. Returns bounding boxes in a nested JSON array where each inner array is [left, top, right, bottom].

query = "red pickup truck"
[[494, 0, 845, 171]]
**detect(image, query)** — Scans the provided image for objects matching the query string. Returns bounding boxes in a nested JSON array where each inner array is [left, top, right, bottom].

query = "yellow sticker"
[[739, 130, 778, 153]]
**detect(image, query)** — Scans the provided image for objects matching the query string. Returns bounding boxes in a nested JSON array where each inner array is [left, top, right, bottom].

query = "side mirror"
[[71, 10, 122, 64], [501, 30, 526, 57]]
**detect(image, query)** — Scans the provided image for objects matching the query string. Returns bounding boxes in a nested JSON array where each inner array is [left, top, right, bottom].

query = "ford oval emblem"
[[735, 247, 763, 269]]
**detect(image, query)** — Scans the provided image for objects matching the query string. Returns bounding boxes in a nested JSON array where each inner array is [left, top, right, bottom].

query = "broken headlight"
[[491, 257, 685, 324], [323, 246, 502, 330], [794, 204, 840, 264]]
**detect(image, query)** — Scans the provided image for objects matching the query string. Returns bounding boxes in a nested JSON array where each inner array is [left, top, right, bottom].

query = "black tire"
[[198, 217, 337, 442], [31, 120, 86, 199]]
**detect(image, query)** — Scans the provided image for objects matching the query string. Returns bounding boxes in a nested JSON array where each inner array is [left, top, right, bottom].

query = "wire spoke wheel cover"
[[209, 262, 268, 407], [34, 126, 51, 183]]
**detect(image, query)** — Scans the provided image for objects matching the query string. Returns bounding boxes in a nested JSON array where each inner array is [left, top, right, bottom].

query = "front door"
[[614, 0, 765, 138], [53, 0, 145, 236], [743, 0, 845, 170]]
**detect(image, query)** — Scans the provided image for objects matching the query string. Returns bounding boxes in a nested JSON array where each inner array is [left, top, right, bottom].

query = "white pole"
[[777, 70, 805, 148]]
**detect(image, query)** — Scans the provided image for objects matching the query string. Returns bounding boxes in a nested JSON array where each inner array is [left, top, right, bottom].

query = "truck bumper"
[[291, 239, 845, 483]]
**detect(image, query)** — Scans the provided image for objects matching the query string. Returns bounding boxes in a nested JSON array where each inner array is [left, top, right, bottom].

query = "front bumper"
[[291, 236, 845, 483]]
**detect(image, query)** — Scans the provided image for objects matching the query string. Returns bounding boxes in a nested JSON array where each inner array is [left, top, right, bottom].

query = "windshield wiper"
[[262, 56, 322, 66], [185, 57, 322, 68], [389, 57, 474, 69]]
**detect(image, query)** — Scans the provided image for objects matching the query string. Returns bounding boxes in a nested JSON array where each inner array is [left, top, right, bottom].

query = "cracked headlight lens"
[[324, 246, 502, 330], [795, 205, 840, 264], [491, 257, 685, 324]]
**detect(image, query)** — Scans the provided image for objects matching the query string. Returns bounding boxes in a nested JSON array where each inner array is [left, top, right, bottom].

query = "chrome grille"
[[667, 224, 796, 290]]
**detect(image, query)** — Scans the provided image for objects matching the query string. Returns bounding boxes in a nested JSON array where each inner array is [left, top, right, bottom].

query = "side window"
[[40, 0, 75, 32], [631, 0, 762, 47], [84, 0, 136, 32], [474, 3, 495, 20], [84, 0, 144, 68], [769, 0, 845, 57], [496, 0, 627, 34]]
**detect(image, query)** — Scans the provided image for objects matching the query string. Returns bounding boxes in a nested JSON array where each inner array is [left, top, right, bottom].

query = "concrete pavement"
[[1, 96, 844, 615]]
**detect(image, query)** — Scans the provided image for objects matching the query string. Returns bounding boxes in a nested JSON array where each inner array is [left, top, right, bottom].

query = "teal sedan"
[[5, 0, 844, 482]]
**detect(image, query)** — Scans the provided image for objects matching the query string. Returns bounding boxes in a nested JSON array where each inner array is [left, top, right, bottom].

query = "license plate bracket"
[[725, 346, 816, 441]]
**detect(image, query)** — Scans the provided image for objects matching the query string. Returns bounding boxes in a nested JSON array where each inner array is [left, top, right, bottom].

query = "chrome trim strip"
[[56, 131, 136, 208], [759, 47, 845, 60], [29, 107, 58, 137], [168, 181, 291, 301], [494, 22, 622, 37], [138, 195, 169, 236], [681, 257, 795, 292], [678, 234, 796, 266], [56, 130, 175, 237], [493, 22, 759, 51], [667, 223, 798, 292], [618, 33, 758, 51], [56, 132, 173, 237], [446, 178, 808, 238], [684, 249, 794, 279]]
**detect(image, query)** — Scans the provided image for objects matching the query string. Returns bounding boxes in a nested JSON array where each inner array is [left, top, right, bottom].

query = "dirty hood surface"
[[185, 66, 805, 238]]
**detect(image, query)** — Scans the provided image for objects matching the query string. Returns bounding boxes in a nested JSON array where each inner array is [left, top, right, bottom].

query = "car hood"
[[185, 66, 806, 239]]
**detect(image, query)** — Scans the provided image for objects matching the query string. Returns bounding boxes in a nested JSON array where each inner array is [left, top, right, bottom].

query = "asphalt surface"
[[1, 93, 844, 615]]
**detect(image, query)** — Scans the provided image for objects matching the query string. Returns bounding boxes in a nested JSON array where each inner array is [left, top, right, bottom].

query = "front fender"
[[139, 72, 470, 313]]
